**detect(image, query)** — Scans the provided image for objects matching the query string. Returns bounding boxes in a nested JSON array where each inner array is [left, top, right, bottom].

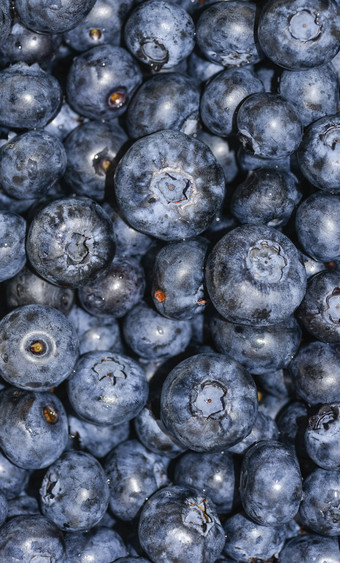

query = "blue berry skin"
[[0, 211, 26, 283], [290, 341, 340, 405], [305, 404, 340, 471], [138, 485, 225, 563], [40, 450, 110, 532], [297, 271, 340, 343], [279, 65, 339, 127], [64, 527, 128, 562], [134, 405, 186, 459], [0, 62, 62, 129], [78, 256, 146, 319], [237, 93, 303, 159], [258, 0, 340, 70], [123, 301, 192, 360], [6, 266, 75, 315], [0, 491, 8, 526], [67, 351, 148, 425], [115, 559, 151, 563], [0, 515, 66, 562], [296, 193, 340, 262], [0, 450, 28, 499], [0, 387, 68, 469], [237, 145, 291, 172], [174, 451, 235, 514], [276, 400, 308, 448], [64, 121, 128, 202], [124, 1, 195, 71], [0, 0, 11, 49], [151, 238, 209, 320], [102, 205, 152, 259], [68, 304, 124, 356], [240, 440, 302, 526], [26, 197, 116, 289], [0, 130, 66, 201], [279, 534, 340, 563], [200, 68, 264, 138], [63, 0, 134, 52], [230, 168, 302, 228], [205, 224, 307, 326], [7, 493, 40, 519], [15, 0, 97, 34], [196, 2, 262, 67], [0, 304, 79, 390], [222, 512, 287, 563], [297, 114, 340, 192], [66, 45, 143, 121], [127, 73, 200, 139], [228, 411, 279, 455], [160, 353, 258, 452], [0, 21, 60, 68], [105, 439, 169, 521], [187, 50, 224, 84], [299, 468, 340, 536], [114, 130, 225, 241], [67, 411, 130, 459], [194, 130, 238, 185], [44, 101, 84, 142], [256, 368, 294, 399], [211, 314, 301, 375], [259, 392, 290, 420]]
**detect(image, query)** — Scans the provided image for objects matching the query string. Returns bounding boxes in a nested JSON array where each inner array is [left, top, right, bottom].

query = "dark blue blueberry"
[[258, 392, 290, 420], [258, 0, 340, 70], [64, 527, 128, 562], [194, 130, 238, 184], [40, 450, 110, 531], [276, 400, 309, 448], [256, 368, 295, 399], [0, 515, 66, 561], [0, 62, 62, 129], [7, 493, 40, 519], [211, 313, 302, 375], [230, 168, 302, 227], [68, 304, 124, 355], [174, 451, 236, 514], [200, 67, 264, 138], [296, 193, 340, 263], [205, 224, 307, 326], [124, 0, 195, 71], [114, 130, 225, 241], [115, 558, 151, 563], [299, 468, 340, 536], [237, 93, 303, 159], [301, 251, 328, 279], [237, 145, 291, 172], [305, 404, 340, 470], [15, 0, 97, 34], [0, 491, 8, 526], [0, 304, 79, 390], [196, 2, 263, 67], [127, 73, 200, 138], [290, 341, 340, 404], [26, 196, 116, 289], [228, 411, 279, 455], [134, 404, 186, 459], [122, 301, 192, 360], [279, 534, 340, 563], [105, 439, 169, 521], [138, 485, 225, 563], [0, 211, 26, 282], [0, 387, 68, 469], [0, 22, 61, 68], [44, 100, 85, 142], [0, 450, 28, 499], [160, 352, 258, 452], [64, 121, 128, 202], [187, 50, 224, 84], [67, 350, 148, 425], [0, 0, 11, 49], [102, 204, 153, 259], [66, 44, 143, 121]]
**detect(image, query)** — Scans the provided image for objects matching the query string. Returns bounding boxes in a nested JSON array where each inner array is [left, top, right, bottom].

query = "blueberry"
[[44, 100, 84, 141], [228, 411, 279, 455], [279, 534, 340, 563], [68, 304, 124, 356], [102, 204, 153, 259], [0, 450, 28, 499], [299, 468, 340, 536], [187, 50, 224, 84], [134, 404, 186, 459], [0, 21, 61, 68], [0, 0, 11, 49], [64, 526, 128, 562], [194, 130, 238, 184], [305, 404, 340, 470], [15, 0, 97, 34], [0, 211, 26, 283], [7, 493, 40, 519]]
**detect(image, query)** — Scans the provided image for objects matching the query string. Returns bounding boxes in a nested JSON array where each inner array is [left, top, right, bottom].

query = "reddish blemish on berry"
[[154, 290, 166, 303]]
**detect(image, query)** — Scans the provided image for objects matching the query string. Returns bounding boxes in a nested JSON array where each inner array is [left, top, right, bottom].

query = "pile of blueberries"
[[0, 0, 340, 561]]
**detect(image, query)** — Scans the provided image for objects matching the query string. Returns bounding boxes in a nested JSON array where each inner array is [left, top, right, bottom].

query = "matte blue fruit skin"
[[15, 0, 97, 34], [299, 468, 340, 536], [0, 211, 26, 283], [194, 130, 238, 184], [0, 387, 69, 469], [0, 492, 8, 527], [7, 493, 40, 519], [0, 0, 11, 49], [138, 485, 225, 563], [205, 224, 307, 326], [115, 558, 151, 563], [127, 73, 200, 139], [102, 205, 152, 259], [280, 534, 340, 563], [160, 352, 258, 452], [276, 400, 308, 448], [66, 44, 143, 121], [237, 145, 291, 172], [200, 67, 264, 138], [67, 350, 148, 425], [64, 527, 128, 562], [0, 515, 66, 562], [0, 21, 60, 68], [124, 0, 195, 70], [105, 439, 169, 521], [68, 304, 124, 356], [0, 450, 29, 499], [237, 93, 303, 159], [256, 368, 294, 399], [26, 197, 116, 289], [305, 404, 340, 471], [123, 301, 192, 360], [297, 115, 340, 192], [240, 440, 302, 526], [0, 62, 62, 129], [210, 314, 302, 375], [228, 411, 279, 455], [258, 0, 340, 70], [174, 451, 235, 514], [44, 100, 83, 141], [0, 304, 79, 390], [40, 450, 110, 532], [134, 405, 186, 459], [187, 51, 224, 84]]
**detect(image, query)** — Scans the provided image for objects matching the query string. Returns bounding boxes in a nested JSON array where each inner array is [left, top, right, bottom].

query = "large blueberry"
[[15, 0, 97, 34], [0, 211, 26, 283], [299, 468, 340, 536]]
